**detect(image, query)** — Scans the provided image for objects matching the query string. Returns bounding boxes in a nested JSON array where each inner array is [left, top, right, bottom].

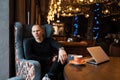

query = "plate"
[[69, 60, 86, 65]]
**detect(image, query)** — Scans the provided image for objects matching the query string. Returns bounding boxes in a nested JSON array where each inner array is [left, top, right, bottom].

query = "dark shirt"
[[25, 37, 62, 63]]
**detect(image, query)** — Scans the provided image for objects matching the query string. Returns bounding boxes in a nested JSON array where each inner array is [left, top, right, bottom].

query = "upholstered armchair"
[[8, 22, 53, 80]]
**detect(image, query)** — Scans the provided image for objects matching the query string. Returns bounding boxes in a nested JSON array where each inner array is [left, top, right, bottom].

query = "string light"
[[47, 0, 119, 24]]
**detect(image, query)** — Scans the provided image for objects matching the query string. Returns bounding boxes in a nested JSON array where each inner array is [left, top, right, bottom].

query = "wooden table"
[[58, 41, 88, 47], [58, 41, 89, 56], [64, 57, 120, 80]]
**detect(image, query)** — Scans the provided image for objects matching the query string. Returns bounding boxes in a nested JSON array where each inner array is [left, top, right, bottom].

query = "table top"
[[64, 57, 120, 80], [58, 41, 88, 47]]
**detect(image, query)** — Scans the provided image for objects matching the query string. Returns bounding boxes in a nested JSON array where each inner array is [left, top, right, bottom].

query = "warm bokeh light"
[[47, 0, 118, 24]]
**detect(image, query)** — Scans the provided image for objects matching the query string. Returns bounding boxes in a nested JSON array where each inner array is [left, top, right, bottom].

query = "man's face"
[[32, 25, 44, 39]]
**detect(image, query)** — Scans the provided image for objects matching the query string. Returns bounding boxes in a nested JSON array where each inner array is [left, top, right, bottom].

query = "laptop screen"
[[87, 46, 110, 64]]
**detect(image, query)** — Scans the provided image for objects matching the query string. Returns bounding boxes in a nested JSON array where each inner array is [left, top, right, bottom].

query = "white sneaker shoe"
[[42, 74, 51, 80]]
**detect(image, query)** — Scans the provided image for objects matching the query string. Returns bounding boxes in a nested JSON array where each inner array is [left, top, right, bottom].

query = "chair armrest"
[[16, 59, 41, 80], [7, 76, 22, 80]]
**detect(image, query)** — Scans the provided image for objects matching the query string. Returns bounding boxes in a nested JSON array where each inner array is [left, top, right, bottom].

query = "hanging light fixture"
[[47, 0, 62, 24]]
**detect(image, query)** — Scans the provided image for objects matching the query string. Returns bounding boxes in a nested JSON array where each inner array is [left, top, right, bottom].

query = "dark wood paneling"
[[9, 0, 15, 77]]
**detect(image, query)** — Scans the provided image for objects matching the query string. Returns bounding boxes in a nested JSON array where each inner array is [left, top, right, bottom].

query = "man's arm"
[[48, 38, 68, 64]]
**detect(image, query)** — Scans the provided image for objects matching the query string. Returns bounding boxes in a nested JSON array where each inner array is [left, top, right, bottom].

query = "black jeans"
[[40, 59, 66, 80]]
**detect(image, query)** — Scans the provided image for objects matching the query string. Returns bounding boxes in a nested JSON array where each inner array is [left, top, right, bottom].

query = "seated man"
[[25, 24, 67, 80]]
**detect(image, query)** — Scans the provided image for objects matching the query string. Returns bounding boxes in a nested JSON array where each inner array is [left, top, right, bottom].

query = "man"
[[25, 24, 67, 80]]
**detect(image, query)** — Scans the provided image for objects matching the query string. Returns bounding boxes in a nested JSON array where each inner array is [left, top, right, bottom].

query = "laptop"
[[85, 46, 110, 64]]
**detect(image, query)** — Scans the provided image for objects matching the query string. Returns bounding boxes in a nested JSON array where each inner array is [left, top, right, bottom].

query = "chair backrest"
[[14, 22, 53, 59]]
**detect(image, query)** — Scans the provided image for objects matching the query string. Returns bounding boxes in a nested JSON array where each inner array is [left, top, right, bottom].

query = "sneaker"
[[42, 74, 51, 80]]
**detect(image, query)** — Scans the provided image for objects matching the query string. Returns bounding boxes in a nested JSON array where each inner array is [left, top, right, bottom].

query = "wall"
[[0, 0, 9, 80]]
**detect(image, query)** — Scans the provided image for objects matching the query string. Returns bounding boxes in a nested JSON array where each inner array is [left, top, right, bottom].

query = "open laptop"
[[85, 46, 110, 65]]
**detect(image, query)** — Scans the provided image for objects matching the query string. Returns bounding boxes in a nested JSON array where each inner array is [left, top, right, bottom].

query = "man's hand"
[[58, 48, 67, 64]]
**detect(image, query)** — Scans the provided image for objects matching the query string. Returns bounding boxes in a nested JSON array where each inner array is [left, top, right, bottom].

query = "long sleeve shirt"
[[24, 37, 62, 63]]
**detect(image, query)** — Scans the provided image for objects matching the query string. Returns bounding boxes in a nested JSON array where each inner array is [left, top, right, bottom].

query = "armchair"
[[9, 22, 53, 80]]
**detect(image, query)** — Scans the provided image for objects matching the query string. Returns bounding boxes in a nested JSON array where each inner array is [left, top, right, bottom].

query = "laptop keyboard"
[[84, 57, 96, 64]]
